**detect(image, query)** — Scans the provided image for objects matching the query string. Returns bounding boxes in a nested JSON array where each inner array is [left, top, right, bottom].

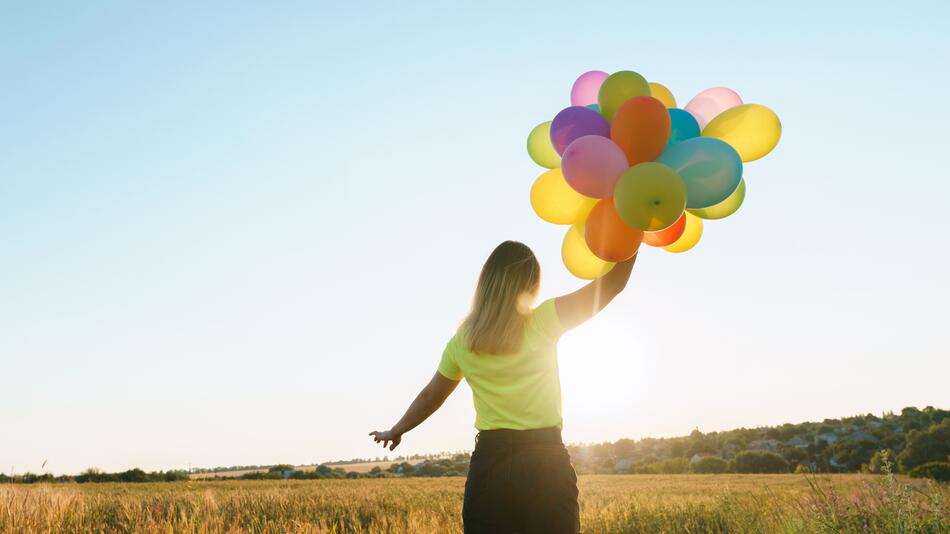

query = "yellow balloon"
[[701, 104, 781, 162], [664, 212, 703, 253], [562, 221, 615, 279], [527, 121, 561, 168], [597, 70, 650, 122], [688, 179, 746, 220], [530, 169, 597, 225], [648, 82, 677, 108]]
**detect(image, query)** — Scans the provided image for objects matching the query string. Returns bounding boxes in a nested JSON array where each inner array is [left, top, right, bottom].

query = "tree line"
[[4, 406, 947, 483]]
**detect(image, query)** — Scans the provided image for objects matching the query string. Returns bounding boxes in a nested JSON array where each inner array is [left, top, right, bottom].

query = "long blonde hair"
[[461, 241, 541, 354]]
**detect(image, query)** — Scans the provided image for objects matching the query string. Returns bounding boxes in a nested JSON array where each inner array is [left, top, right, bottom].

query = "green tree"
[[690, 457, 728, 474], [897, 419, 950, 472]]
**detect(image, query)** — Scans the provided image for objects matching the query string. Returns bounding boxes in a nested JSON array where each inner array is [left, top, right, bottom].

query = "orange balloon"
[[642, 212, 686, 247], [584, 197, 643, 261], [610, 96, 671, 166]]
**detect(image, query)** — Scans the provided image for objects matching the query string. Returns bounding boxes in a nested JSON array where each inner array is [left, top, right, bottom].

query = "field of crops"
[[2, 473, 947, 533]]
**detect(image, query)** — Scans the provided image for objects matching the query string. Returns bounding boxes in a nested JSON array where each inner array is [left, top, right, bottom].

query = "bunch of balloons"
[[527, 70, 781, 279]]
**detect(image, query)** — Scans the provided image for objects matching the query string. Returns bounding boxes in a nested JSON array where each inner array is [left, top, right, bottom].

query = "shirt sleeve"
[[531, 298, 564, 340], [437, 336, 463, 381]]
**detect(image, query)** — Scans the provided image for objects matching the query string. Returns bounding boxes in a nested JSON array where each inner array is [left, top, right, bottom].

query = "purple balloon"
[[561, 135, 629, 198], [549, 106, 610, 155]]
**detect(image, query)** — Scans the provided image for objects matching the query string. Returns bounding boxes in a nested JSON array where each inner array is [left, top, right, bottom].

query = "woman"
[[370, 240, 637, 534]]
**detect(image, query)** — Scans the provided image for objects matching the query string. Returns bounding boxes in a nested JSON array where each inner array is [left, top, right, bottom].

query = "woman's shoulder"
[[527, 298, 562, 340]]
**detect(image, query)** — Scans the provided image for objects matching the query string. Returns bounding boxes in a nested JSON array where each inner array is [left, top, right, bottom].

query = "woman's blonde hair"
[[461, 241, 541, 354]]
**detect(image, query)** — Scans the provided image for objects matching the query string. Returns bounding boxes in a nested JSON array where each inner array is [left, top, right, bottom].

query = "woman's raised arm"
[[369, 371, 460, 451], [554, 251, 638, 332]]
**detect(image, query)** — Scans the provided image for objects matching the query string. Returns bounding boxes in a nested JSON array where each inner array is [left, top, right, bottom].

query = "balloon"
[[684, 87, 743, 129], [597, 70, 650, 122], [550, 106, 610, 155], [563, 221, 615, 279], [560, 135, 629, 198], [648, 82, 677, 108], [530, 169, 597, 224], [667, 108, 700, 146], [584, 197, 643, 261], [688, 178, 746, 220], [701, 104, 782, 162], [610, 96, 671, 166], [657, 137, 742, 209], [571, 70, 609, 107], [586, 103, 600, 112], [664, 211, 703, 253], [643, 212, 686, 247], [526, 121, 560, 169], [613, 162, 687, 232]]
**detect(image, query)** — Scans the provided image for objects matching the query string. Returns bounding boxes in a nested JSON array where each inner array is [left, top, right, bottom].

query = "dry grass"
[[189, 460, 425, 479], [1, 474, 947, 533]]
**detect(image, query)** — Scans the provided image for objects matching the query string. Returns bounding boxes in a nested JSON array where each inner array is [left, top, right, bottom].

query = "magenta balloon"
[[683, 87, 743, 129], [550, 106, 611, 155], [561, 135, 629, 198], [570, 70, 609, 107]]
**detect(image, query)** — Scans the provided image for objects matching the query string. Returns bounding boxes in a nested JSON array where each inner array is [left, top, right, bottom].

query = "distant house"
[[689, 453, 718, 466], [785, 436, 809, 448], [815, 432, 838, 445], [747, 439, 781, 454]]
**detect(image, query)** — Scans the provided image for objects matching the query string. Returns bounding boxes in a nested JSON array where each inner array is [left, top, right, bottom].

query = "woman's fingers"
[[369, 430, 398, 449]]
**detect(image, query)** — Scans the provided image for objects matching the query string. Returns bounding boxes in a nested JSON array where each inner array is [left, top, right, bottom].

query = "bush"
[[909, 461, 950, 482], [633, 457, 689, 474], [690, 457, 728, 474], [734, 451, 789, 473]]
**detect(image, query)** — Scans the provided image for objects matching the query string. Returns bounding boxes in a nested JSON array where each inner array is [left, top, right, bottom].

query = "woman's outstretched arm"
[[555, 251, 638, 332], [369, 372, 460, 450]]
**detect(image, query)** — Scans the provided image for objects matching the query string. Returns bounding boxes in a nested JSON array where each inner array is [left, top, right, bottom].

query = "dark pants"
[[463, 427, 580, 534]]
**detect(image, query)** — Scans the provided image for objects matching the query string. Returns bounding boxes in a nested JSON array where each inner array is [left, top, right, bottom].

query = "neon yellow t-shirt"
[[437, 298, 564, 431]]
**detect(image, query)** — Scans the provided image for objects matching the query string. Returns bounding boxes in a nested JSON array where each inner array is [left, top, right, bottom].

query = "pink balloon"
[[570, 70, 609, 107], [560, 135, 629, 198], [684, 87, 743, 130]]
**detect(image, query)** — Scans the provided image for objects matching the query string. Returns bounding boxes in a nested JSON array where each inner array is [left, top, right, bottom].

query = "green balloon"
[[688, 178, 746, 220], [614, 162, 687, 232], [526, 121, 560, 169], [597, 71, 650, 122]]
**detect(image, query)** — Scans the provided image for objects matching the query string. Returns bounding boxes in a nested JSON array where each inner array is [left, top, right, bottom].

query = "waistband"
[[475, 427, 563, 448]]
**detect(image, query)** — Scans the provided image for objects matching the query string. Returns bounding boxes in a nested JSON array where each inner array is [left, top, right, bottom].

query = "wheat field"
[[2, 474, 947, 533]]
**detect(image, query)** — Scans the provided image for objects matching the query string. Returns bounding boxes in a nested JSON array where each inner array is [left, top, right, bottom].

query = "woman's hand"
[[369, 429, 402, 451]]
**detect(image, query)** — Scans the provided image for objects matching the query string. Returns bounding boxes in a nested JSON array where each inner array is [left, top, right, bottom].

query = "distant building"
[[689, 453, 718, 466], [785, 436, 809, 448], [815, 432, 838, 445], [829, 457, 848, 470], [747, 439, 781, 454]]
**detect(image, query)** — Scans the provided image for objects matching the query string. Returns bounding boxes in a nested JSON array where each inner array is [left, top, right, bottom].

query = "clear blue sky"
[[2, 1, 948, 475]]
